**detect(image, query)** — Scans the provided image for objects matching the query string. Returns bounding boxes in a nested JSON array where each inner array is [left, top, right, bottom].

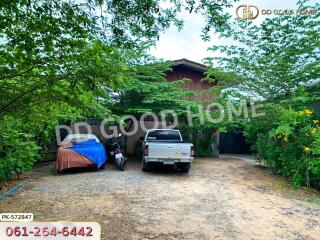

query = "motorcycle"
[[106, 133, 127, 171]]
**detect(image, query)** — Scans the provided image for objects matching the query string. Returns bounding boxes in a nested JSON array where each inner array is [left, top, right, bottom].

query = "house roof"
[[172, 58, 208, 73]]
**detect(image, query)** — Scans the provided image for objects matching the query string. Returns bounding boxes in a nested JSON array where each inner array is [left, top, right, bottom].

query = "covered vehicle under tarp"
[[69, 139, 106, 168], [56, 135, 106, 172]]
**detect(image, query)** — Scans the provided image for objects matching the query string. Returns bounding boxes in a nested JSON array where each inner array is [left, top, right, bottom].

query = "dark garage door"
[[219, 132, 251, 154]]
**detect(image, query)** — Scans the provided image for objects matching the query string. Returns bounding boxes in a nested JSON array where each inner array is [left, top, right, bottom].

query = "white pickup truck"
[[142, 129, 194, 173]]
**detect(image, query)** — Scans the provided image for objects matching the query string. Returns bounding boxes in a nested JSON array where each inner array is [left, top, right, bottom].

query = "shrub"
[[248, 107, 320, 188], [0, 117, 39, 183], [179, 125, 216, 157]]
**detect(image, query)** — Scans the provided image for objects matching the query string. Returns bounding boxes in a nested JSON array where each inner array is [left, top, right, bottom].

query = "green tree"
[[111, 59, 194, 116], [205, 0, 320, 100], [0, 0, 238, 182], [204, 0, 320, 187]]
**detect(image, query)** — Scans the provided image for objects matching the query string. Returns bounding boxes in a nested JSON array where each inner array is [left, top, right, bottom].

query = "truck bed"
[[146, 141, 193, 159]]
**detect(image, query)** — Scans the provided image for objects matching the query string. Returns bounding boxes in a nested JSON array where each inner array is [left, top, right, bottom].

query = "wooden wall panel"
[[166, 65, 216, 101]]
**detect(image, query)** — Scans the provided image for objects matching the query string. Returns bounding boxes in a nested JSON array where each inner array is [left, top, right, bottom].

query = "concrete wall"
[[69, 120, 167, 155]]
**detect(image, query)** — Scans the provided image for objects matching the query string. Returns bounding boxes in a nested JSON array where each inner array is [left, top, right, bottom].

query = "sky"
[[150, 0, 318, 63]]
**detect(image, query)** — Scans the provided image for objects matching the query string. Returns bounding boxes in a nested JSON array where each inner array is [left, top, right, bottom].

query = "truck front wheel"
[[179, 163, 190, 173]]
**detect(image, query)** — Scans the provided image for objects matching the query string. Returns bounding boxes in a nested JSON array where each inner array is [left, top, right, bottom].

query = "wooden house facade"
[[166, 58, 216, 101]]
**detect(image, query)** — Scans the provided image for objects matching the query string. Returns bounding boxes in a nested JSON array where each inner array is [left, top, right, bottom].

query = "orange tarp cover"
[[55, 139, 94, 172]]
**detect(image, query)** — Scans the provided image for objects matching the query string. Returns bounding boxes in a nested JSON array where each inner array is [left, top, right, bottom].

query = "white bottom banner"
[[0, 222, 101, 240]]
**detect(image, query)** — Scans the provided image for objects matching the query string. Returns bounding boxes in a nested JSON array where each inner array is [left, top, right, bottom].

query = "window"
[[147, 130, 181, 141]]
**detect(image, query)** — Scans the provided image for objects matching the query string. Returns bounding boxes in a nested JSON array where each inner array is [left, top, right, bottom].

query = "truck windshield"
[[146, 130, 181, 141]]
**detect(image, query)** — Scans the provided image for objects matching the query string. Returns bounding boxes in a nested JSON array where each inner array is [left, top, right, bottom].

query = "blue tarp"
[[69, 139, 106, 168]]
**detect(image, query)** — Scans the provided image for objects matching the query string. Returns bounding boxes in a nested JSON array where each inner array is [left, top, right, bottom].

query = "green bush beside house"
[[245, 104, 320, 189]]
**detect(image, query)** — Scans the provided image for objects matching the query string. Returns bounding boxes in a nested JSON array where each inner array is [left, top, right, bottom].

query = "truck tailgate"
[[148, 142, 191, 159]]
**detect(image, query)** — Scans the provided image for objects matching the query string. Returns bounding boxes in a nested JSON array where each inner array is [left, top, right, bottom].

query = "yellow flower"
[[313, 120, 319, 124], [304, 147, 311, 152], [311, 128, 317, 134], [298, 111, 305, 116], [304, 109, 313, 116]]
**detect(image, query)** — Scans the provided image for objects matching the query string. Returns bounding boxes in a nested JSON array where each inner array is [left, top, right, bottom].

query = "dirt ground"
[[1, 157, 320, 240]]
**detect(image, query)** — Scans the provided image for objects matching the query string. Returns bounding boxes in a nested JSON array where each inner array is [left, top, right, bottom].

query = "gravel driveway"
[[1, 157, 320, 240]]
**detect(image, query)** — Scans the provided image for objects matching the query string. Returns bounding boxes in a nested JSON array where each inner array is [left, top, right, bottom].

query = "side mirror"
[[139, 136, 144, 141]]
